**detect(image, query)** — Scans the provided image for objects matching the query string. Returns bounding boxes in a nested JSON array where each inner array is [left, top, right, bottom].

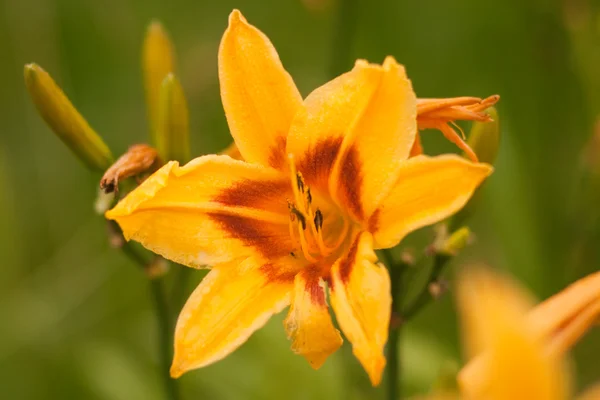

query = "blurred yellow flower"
[[455, 269, 600, 400], [106, 9, 492, 385]]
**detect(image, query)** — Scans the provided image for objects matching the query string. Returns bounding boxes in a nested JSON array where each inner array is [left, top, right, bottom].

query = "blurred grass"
[[0, 0, 599, 398]]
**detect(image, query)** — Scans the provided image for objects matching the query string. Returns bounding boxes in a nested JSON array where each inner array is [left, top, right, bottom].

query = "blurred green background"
[[1, 0, 599, 398]]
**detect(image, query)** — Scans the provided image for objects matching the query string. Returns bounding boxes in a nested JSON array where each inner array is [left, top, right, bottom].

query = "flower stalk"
[[109, 220, 181, 400], [383, 248, 405, 400]]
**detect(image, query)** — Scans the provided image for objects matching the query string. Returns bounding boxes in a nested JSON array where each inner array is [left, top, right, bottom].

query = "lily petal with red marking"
[[171, 256, 295, 377], [329, 232, 391, 386], [369, 155, 492, 249], [284, 268, 343, 369], [106, 155, 293, 268], [219, 10, 303, 169], [287, 57, 416, 222]]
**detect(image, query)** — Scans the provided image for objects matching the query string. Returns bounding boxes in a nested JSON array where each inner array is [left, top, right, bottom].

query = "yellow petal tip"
[[169, 361, 185, 379], [354, 59, 370, 68], [228, 9, 246, 26], [366, 355, 386, 386], [382, 55, 399, 68]]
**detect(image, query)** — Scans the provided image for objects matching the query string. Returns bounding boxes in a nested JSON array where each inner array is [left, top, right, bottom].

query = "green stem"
[[329, 0, 359, 78], [149, 278, 181, 400], [402, 254, 451, 320], [385, 249, 403, 400], [173, 267, 193, 309], [110, 221, 180, 400]]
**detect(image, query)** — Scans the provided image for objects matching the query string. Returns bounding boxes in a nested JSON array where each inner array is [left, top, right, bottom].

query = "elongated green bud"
[[24, 63, 113, 171], [143, 20, 176, 145], [451, 108, 501, 229], [157, 74, 190, 162], [466, 107, 500, 164]]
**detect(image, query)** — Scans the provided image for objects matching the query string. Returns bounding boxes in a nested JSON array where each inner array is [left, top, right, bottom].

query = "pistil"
[[286, 154, 348, 263]]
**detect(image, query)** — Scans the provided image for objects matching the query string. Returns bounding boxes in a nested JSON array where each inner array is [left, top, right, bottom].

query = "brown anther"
[[306, 188, 312, 204], [290, 206, 307, 230], [100, 144, 161, 194], [314, 209, 324, 231], [296, 172, 305, 193]]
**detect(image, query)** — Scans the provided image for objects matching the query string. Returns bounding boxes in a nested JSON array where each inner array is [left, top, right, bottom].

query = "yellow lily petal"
[[459, 271, 600, 394], [105, 155, 293, 268], [329, 232, 391, 386], [457, 269, 570, 400], [287, 57, 416, 222], [171, 257, 294, 377], [578, 384, 600, 400], [219, 10, 302, 168], [143, 20, 176, 144], [369, 155, 492, 249], [283, 269, 343, 369], [528, 271, 600, 355]]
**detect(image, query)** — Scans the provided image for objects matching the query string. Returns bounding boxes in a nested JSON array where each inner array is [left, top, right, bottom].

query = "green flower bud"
[[438, 226, 472, 256], [157, 74, 190, 163], [142, 20, 176, 145], [466, 107, 500, 164], [24, 63, 113, 171]]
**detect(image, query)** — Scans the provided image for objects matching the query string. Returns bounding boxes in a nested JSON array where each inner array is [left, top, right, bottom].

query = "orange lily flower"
[[455, 269, 600, 400], [106, 10, 492, 385]]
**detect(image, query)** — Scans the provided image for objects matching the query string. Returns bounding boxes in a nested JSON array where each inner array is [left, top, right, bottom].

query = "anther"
[[306, 188, 312, 205], [296, 172, 305, 193], [314, 209, 323, 231], [290, 207, 307, 230]]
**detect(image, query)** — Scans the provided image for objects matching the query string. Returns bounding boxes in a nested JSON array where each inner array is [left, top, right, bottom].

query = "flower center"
[[287, 154, 350, 264]]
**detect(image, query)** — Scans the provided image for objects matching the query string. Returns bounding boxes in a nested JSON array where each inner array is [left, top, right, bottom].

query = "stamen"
[[291, 207, 307, 230], [286, 152, 349, 262], [313, 209, 323, 231], [297, 223, 319, 263], [329, 217, 350, 250], [450, 121, 467, 140], [296, 172, 305, 193]]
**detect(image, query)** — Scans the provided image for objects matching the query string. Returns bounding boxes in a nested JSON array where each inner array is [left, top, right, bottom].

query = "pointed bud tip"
[[147, 19, 167, 35], [24, 63, 39, 74], [23, 63, 44, 85]]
